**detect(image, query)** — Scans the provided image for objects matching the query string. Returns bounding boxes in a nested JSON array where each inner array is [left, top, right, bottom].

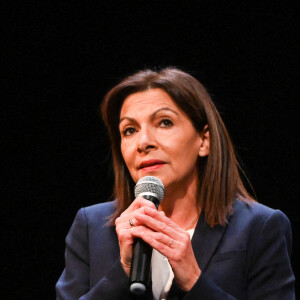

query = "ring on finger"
[[129, 219, 135, 227], [168, 239, 174, 247]]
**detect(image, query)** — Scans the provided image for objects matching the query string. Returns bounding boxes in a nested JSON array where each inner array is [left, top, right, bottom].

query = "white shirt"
[[151, 229, 195, 300]]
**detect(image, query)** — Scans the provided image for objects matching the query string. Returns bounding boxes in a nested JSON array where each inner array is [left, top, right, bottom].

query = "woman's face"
[[119, 88, 209, 192]]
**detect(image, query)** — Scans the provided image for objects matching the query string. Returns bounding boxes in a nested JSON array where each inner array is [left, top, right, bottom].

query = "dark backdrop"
[[2, 1, 299, 299]]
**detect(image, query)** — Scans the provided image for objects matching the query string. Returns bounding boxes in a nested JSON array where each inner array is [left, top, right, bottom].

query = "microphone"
[[130, 176, 165, 295]]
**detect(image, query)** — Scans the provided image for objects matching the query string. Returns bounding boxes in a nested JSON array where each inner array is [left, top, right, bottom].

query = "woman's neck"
[[158, 176, 200, 230]]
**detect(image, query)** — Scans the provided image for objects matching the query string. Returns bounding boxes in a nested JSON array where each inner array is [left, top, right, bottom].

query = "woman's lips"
[[139, 160, 166, 171]]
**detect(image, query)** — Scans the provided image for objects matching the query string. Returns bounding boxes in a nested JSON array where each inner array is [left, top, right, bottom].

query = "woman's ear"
[[199, 125, 210, 157]]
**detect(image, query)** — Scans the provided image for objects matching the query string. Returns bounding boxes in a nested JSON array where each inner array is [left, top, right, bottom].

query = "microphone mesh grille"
[[134, 176, 165, 201]]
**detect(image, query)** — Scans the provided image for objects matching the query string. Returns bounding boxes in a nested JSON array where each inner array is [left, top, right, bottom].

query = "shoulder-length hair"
[[101, 67, 254, 227]]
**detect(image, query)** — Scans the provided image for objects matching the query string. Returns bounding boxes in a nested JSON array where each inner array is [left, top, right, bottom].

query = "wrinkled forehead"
[[120, 88, 178, 118]]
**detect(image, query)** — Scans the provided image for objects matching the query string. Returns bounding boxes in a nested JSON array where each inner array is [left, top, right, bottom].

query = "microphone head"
[[134, 176, 165, 203]]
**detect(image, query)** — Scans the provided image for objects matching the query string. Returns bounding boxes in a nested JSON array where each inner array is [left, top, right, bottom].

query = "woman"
[[56, 68, 295, 299]]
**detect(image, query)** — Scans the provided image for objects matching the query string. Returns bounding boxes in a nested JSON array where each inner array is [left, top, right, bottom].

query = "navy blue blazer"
[[56, 200, 295, 299]]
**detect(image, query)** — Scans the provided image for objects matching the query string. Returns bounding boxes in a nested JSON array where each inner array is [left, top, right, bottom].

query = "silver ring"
[[168, 239, 173, 247], [129, 219, 135, 227]]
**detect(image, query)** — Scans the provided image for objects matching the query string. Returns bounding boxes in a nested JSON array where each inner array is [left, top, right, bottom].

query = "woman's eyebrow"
[[119, 116, 136, 124], [119, 107, 178, 124], [150, 107, 178, 119]]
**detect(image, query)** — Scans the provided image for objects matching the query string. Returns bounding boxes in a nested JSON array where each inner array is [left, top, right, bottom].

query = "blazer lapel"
[[191, 213, 228, 271], [167, 213, 228, 299]]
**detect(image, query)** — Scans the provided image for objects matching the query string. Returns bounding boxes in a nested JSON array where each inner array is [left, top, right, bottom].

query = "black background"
[[2, 1, 299, 299]]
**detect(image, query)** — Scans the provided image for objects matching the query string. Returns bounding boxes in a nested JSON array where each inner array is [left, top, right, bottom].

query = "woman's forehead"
[[120, 88, 178, 116]]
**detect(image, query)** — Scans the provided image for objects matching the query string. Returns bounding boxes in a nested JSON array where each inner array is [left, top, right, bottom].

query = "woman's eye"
[[122, 127, 136, 136], [160, 119, 173, 128]]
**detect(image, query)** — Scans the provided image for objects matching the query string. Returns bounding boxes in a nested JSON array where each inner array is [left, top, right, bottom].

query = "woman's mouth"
[[139, 160, 166, 171]]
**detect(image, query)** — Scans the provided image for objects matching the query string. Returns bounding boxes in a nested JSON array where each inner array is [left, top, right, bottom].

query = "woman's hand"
[[115, 197, 157, 277], [130, 207, 201, 291], [116, 199, 201, 291]]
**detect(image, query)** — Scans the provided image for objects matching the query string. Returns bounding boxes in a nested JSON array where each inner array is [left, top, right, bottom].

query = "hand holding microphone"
[[129, 176, 165, 294], [115, 176, 164, 294], [115, 175, 200, 294]]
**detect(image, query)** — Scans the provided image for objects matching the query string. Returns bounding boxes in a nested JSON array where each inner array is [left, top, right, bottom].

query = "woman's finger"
[[130, 226, 176, 255], [117, 205, 158, 229], [125, 197, 157, 213], [131, 223, 200, 290], [133, 208, 183, 239]]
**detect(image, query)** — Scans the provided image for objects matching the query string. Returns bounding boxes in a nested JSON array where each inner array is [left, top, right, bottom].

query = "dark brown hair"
[[101, 68, 254, 226]]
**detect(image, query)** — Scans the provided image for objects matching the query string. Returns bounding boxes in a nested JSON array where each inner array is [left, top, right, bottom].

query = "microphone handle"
[[129, 238, 152, 294], [129, 194, 159, 294]]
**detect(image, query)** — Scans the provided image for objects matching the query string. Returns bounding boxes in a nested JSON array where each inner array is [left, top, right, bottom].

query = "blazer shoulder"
[[85, 200, 117, 214], [79, 200, 117, 226], [230, 200, 290, 234], [232, 199, 290, 222]]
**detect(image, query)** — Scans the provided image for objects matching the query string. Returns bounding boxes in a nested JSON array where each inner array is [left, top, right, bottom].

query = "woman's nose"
[[137, 127, 156, 153]]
